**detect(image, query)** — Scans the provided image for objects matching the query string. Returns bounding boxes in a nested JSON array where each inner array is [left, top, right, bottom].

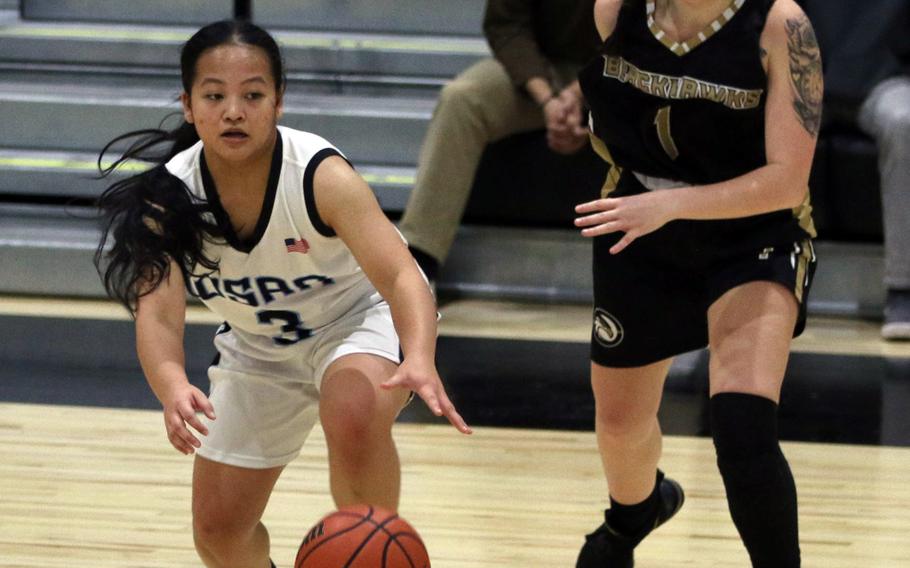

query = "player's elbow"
[[770, 159, 813, 209], [785, 184, 811, 210], [774, 168, 810, 209]]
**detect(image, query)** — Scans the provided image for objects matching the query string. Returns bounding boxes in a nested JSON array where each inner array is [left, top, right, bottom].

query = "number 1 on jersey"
[[654, 106, 680, 160]]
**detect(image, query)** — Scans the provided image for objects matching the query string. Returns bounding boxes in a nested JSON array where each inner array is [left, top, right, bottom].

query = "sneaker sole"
[[656, 477, 685, 529], [882, 322, 910, 340]]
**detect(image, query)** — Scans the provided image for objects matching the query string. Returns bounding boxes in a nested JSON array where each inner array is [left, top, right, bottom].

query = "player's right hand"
[[381, 359, 472, 435], [161, 384, 216, 455]]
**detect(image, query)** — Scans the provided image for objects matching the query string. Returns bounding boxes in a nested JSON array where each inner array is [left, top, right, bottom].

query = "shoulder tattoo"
[[785, 14, 823, 136]]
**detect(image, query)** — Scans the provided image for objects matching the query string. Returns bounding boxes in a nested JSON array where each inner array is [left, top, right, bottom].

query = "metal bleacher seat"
[[0, 0, 495, 298]]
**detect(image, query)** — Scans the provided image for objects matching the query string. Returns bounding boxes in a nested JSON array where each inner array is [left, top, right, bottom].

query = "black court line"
[[0, 316, 908, 447]]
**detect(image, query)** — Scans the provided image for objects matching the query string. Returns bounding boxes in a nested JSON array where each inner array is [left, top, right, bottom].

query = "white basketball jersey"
[[165, 126, 384, 361]]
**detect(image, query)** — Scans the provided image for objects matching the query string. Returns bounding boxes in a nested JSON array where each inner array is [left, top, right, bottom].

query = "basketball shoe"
[[576, 471, 685, 568], [882, 289, 910, 340]]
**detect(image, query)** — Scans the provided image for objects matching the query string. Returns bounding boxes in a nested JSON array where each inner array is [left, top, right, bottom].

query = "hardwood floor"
[[2, 402, 910, 567], [1, 295, 909, 566]]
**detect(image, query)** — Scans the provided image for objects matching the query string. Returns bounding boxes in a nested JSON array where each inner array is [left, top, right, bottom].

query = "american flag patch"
[[285, 237, 310, 254]]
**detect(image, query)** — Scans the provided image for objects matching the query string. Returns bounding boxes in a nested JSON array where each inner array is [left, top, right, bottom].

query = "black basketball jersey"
[[579, 0, 776, 185], [579, 0, 815, 242]]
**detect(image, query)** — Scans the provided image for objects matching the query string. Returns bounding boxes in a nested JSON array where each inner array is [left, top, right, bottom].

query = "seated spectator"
[[399, 0, 600, 284], [804, 0, 910, 339]]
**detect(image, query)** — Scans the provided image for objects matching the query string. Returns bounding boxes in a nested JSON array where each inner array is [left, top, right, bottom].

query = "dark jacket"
[[802, 0, 910, 107], [483, 0, 600, 87]]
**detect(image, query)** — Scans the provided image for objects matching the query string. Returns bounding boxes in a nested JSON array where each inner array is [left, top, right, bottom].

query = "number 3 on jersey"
[[257, 309, 313, 345], [654, 106, 680, 160]]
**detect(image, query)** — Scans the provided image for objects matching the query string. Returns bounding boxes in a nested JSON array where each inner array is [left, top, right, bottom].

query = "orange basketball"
[[295, 505, 430, 568]]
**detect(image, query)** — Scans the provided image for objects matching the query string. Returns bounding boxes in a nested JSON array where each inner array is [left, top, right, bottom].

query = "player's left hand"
[[381, 359, 473, 435], [574, 190, 676, 253]]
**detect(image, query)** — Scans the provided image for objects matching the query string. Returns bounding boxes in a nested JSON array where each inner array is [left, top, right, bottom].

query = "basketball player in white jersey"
[[95, 20, 471, 568]]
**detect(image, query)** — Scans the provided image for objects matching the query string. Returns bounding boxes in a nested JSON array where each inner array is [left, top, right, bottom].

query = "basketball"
[[295, 505, 430, 568]]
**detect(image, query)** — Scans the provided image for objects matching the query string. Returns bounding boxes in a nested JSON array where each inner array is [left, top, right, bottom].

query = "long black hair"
[[94, 19, 285, 314]]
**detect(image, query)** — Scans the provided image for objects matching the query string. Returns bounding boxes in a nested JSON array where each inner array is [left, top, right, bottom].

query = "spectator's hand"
[[381, 358, 472, 435], [544, 87, 589, 155], [160, 383, 215, 455]]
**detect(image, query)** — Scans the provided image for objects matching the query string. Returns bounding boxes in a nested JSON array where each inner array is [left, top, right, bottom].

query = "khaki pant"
[[399, 57, 582, 263]]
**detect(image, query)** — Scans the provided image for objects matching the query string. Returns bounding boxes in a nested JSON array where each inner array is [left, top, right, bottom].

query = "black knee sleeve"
[[711, 393, 800, 568]]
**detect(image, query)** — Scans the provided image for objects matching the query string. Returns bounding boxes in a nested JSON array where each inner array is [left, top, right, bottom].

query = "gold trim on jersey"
[[647, 0, 745, 56], [793, 239, 815, 304], [602, 55, 763, 109], [588, 130, 623, 198], [793, 191, 817, 239]]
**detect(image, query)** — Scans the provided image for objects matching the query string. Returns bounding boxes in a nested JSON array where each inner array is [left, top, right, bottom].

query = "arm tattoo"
[[785, 15, 823, 136]]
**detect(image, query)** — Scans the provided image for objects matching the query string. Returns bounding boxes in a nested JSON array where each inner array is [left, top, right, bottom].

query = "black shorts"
[[590, 219, 817, 368]]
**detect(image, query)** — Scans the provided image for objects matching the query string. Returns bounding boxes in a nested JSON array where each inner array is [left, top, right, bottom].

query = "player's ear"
[[275, 86, 285, 121], [181, 92, 194, 124]]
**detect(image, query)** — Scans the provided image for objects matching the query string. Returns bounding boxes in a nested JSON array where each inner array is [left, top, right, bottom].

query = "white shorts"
[[195, 300, 401, 469]]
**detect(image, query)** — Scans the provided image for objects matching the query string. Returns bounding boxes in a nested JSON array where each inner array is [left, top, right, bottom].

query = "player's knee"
[[322, 403, 376, 447], [320, 382, 381, 449], [595, 403, 654, 444], [192, 507, 256, 553], [711, 392, 782, 481]]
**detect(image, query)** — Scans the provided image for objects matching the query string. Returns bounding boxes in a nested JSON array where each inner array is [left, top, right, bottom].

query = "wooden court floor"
[[2, 296, 910, 566], [2, 402, 910, 567]]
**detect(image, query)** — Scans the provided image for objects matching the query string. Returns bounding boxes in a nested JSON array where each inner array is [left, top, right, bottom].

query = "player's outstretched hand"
[[161, 384, 216, 455], [381, 360, 472, 435]]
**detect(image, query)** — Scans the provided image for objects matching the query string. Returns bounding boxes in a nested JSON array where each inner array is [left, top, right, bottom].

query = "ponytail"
[[94, 120, 224, 315], [97, 119, 200, 174]]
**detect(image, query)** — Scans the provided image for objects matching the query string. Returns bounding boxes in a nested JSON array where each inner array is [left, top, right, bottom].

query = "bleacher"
[[0, 0, 887, 314]]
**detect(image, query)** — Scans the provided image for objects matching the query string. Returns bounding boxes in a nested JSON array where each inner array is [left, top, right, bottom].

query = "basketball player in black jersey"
[[574, 0, 821, 566]]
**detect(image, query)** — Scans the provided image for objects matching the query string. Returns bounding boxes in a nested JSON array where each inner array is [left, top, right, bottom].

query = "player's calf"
[[712, 392, 800, 567]]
